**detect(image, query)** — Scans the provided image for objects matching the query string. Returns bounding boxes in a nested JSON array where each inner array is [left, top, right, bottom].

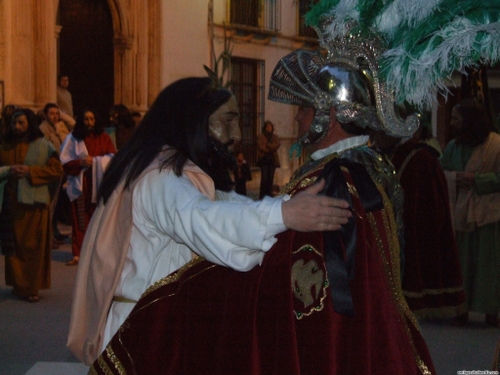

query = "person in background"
[[257, 120, 280, 198], [39, 103, 73, 246], [440, 98, 500, 328], [232, 151, 252, 196], [0, 104, 19, 143], [371, 126, 466, 321], [109, 104, 136, 150], [0, 108, 63, 302], [56, 74, 74, 119], [60, 109, 116, 266], [39, 103, 73, 154], [131, 111, 142, 128]]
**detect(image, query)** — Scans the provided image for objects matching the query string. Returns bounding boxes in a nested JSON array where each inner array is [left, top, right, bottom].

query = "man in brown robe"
[[0, 108, 63, 302]]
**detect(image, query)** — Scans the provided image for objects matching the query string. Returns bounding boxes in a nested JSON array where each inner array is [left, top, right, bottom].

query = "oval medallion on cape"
[[291, 244, 329, 319]]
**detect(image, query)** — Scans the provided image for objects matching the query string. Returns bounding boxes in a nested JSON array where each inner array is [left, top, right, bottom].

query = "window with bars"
[[229, 0, 281, 31], [230, 57, 265, 167], [298, 0, 319, 37]]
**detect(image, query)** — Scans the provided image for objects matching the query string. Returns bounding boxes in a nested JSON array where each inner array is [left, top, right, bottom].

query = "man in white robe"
[[67, 77, 352, 365]]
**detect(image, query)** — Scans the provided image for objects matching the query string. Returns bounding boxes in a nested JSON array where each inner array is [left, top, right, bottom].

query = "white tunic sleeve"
[[134, 170, 286, 272]]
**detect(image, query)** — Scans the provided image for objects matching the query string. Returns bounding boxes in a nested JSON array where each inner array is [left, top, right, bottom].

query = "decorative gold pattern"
[[101, 260, 219, 374], [291, 244, 329, 320], [93, 257, 214, 375], [367, 205, 432, 375], [281, 153, 338, 196], [346, 182, 358, 198], [403, 286, 465, 298], [142, 256, 205, 297], [292, 259, 324, 308], [92, 346, 123, 375]]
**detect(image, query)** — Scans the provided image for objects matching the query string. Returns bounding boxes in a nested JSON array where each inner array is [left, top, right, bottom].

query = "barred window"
[[229, 0, 281, 31], [231, 57, 265, 167]]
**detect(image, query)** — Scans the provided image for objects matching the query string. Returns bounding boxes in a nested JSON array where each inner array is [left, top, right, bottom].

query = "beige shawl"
[[452, 132, 500, 232], [67, 151, 215, 365]]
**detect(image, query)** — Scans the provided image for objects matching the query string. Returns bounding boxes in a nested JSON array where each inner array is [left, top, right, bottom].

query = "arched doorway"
[[58, 0, 114, 124]]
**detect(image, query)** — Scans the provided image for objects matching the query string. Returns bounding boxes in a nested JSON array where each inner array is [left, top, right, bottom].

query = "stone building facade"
[[0, 0, 320, 188]]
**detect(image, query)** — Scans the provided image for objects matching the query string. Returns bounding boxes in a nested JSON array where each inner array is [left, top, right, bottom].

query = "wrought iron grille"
[[231, 57, 265, 167], [229, 0, 281, 31]]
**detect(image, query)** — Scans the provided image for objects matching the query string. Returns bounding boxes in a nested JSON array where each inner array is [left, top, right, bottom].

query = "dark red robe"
[[91, 146, 436, 375], [391, 140, 465, 318]]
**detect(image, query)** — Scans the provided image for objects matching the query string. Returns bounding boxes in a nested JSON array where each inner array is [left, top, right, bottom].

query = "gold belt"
[[112, 296, 137, 303]]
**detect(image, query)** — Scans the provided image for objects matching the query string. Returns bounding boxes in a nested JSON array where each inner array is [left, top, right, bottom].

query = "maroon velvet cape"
[[91, 152, 436, 375], [391, 140, 465, 318]]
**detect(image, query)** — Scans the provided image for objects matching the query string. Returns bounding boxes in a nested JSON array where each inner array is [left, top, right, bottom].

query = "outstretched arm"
[[282, 178, 351, 232]]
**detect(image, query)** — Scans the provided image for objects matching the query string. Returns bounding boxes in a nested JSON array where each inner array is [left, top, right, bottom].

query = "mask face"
[[208, 96, 241, 145]]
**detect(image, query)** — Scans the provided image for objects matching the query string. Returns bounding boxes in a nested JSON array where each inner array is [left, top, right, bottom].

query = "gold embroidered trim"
[[291, 244, 324, 257], [93, 346, 123, 375], [111, 261, 217, 374], [106, 346, 126, 375], [367, 209, 432, 375], [88, 366, 98, 375], [346, 181, 359, 198], [412, 303, 467, 320], [403, 285, 465, 298], [281, 153, 338, 196], [142, 256, 205, 297], [291, 244, 329, 320]]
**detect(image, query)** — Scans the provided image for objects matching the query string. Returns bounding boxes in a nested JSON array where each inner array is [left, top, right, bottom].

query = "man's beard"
[[13, 130, 28, 141], [206, 137, 237, 192]]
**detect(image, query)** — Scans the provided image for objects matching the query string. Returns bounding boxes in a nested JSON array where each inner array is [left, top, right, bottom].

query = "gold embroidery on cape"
[[346, 182, 359, 198], [281, 153, 338, 196], [108, 346, 126, 375], [291, 245, 329, 320], [143, 256, 205, 296], [403, 285, 465, 298], [367, 186, 432, 374], [100, 257, 216, 374], [92, 346, 124, 375]]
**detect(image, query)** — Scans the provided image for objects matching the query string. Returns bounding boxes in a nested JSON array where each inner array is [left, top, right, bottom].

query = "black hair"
[[43, 103, 59, 115], [262, 120, 274, 133], [5, 108, 44, 142], [98, 77, 233, 203], [454, 99, 494, 147], [72, 109, 105, 140], [109, 104, 135, 129]]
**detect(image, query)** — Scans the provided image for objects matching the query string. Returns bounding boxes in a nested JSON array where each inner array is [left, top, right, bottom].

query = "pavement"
[[1, 222, 499, 375]]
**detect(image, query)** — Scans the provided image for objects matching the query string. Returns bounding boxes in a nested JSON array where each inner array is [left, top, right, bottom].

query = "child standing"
[[233, 152, 252, 196]]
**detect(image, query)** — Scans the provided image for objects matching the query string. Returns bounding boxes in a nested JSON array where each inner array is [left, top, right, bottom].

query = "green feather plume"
[[305, 0, 500, 109]]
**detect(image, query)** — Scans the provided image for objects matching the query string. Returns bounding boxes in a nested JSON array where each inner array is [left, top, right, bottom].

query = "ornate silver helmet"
[[268, 18, 420, 147]]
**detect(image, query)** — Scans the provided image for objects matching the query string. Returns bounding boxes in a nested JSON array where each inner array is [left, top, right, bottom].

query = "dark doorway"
[[58, 0, 114, 125]]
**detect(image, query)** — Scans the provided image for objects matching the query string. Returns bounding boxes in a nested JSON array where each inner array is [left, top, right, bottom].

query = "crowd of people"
[[0, 73, 142, 301]]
